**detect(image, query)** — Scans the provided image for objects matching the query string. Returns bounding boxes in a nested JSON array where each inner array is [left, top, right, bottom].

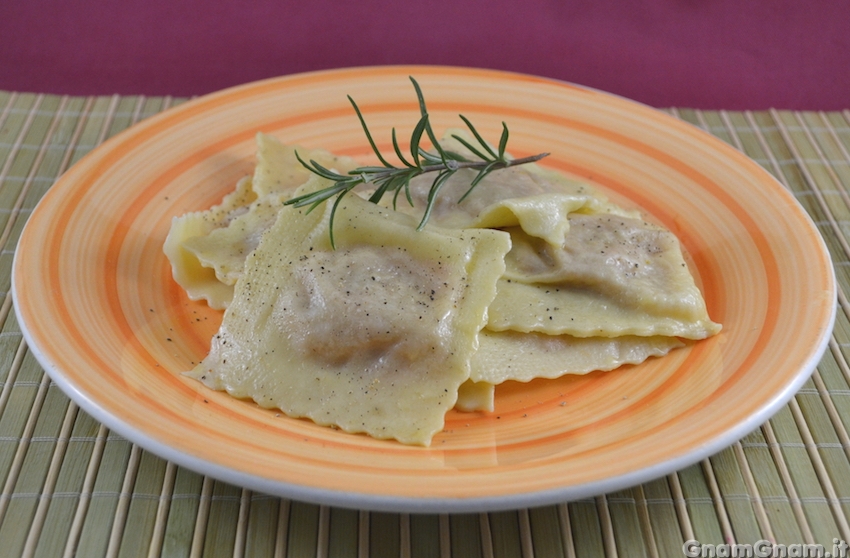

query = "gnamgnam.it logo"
[[682, 539, 849, 558]]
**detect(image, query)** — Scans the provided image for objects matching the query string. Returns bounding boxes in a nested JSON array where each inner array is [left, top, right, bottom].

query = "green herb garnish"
[[285, 76, 548, 248]]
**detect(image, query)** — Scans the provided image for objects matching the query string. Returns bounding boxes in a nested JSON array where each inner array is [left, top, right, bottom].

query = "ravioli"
[[188, 191, 511, 445], [164, 133, 359, 308], [488, 214, 721, 339], [251, 131, 359, 197], [163, 175, 257, 308], [180, 191, 288, 288], [389, 130, 634, 245], [455, 330, 684, 412], [471, 330, 684, 385]]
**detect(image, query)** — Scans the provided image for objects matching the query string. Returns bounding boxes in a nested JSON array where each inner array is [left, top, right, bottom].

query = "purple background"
[[2, 0, 848, 109]]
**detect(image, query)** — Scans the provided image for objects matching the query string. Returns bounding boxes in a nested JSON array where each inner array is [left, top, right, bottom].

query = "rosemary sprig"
[[285, 76, 548, 248]]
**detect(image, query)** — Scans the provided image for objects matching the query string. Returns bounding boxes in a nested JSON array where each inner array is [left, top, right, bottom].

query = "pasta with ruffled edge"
[[187, 186, 510, 445]]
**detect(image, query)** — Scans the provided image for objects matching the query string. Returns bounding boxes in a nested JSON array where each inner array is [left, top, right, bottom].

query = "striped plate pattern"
[[11, 67, 835, 513]]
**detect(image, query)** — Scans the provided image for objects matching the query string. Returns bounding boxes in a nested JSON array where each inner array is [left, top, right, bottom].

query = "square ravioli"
[[188, 192, 510, 445], [488, 214, 721, 339], [164, 133, 359, 309]]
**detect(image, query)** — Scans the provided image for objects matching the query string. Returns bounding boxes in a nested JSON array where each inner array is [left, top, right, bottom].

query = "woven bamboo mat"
[[1, 91, 849, 558]]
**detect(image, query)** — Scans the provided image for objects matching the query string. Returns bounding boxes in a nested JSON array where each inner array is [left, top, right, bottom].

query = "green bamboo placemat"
[[1, 91, 849, 558]]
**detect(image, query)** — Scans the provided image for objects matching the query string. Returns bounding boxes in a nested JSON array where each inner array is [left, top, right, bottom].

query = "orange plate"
[[12, 66, 836, 512]]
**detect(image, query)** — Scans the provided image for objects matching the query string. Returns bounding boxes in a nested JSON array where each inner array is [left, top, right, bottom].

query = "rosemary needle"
[[285, 76, 549, 248]]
